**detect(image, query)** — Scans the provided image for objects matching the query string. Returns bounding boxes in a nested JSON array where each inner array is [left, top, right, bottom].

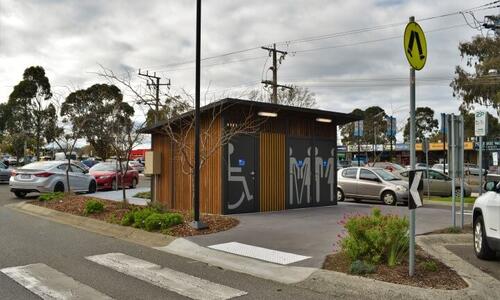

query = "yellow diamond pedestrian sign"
[[404, 21, 427, 70]]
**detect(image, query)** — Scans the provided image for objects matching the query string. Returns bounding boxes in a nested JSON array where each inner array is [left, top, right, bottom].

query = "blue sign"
[[440, 113, 448, 133], [298, 160, 304, 167], [323, 160, 327, 167], [238, 159, 246, 167], [353, 120, 364, 137], [386, 116, 397, 137]]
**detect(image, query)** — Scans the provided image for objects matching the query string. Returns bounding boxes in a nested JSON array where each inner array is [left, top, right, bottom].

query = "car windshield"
[[21, 161, 59, 170], [391, 163, 405, 171], [90, 163, 117, 172], [373, 169, 399, 181]]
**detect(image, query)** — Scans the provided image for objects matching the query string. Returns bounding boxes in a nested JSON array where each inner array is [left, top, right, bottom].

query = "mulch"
[[423, 223, 473, 235], [322, 249, 468, 290], [31, 194, 239, 237]]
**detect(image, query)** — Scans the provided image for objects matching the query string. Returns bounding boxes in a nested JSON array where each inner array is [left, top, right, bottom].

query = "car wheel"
[[474, 215, 496, 260], [54, 182, 65, 193], [14, 191, 27, 199], [112, 179, 117, 191], [455, 187, 462, 197], [337, 188, 345, 202], [382, 191, 397, 206], [129, 178, 138, 189], [88, 181, 97, 194]]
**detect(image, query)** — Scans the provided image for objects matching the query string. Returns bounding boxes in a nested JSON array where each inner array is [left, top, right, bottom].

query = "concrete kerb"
[[7, 202, 175, 248]]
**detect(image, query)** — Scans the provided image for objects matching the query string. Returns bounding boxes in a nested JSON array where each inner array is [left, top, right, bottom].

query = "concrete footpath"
[[83, 187, 150, 206]]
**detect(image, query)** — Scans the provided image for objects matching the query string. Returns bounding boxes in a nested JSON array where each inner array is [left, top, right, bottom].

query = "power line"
[[138, 2, 499, 72]]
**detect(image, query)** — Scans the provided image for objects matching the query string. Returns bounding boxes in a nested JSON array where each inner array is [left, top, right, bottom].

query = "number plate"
[[20, 174, 31, 179]]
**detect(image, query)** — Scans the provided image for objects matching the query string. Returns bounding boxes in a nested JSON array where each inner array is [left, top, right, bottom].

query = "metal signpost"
[[404, 16, 427, 277], [447, 114, 465, 228], [475, 111, 488, 195], [423, 137, 430, 200], [354, 120, 363, 165]]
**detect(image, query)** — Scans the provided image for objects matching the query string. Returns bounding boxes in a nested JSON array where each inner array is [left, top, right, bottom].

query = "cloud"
[[0, 0, 495, 134]]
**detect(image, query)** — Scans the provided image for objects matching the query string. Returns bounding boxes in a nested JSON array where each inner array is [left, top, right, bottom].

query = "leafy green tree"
[[340, 106, 388, 145], [403, 107, 439, 142], [451, 35, 500, 114], [0, 103, 7, 138], [7, 66, 53, 160], [248, 85, 317, 108], [60, 84, 134, 160]]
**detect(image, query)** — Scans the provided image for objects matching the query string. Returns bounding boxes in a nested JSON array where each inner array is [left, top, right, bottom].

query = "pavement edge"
[[6, 201, 175, 248]]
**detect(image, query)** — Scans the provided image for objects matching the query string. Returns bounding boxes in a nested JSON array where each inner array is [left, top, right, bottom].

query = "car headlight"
[[396, 185, 408, 192]]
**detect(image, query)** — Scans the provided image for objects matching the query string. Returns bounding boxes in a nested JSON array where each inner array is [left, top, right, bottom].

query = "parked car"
[[81, 159, 99, 168], [397, 169, 471, 197], [432, 163, 449, 174], [89, 162, 139, 191], [337, 167, 409, 205], [370, 162, 406, 173], [128, 161, 144, 173], [0, 161, 12, 183], [472, 180, 500, 259], [464, 163, 487, 176], [9, 161, 97, 198]]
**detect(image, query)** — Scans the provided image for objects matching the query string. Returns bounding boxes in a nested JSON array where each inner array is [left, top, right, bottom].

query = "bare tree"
[[247, 85, 317, 108], [109, 113, 145, 204]]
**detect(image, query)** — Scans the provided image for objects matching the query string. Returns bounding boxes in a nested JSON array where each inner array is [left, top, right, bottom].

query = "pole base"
[[190, 220, 208, 230]]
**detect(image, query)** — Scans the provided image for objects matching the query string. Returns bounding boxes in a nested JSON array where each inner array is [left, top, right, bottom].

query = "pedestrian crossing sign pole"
[[404, 16, 427, 277]]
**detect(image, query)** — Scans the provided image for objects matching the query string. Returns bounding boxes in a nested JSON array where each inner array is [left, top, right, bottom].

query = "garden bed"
[[323, 249, 467, 289], [31, 194, 239, 237]]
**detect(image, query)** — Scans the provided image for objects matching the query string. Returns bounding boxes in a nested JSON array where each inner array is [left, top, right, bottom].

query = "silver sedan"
[[9, 161, 97, 198], [337, 167, 409, 205]]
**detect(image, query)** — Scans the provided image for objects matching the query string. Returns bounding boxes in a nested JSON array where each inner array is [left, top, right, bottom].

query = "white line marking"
[[1, 263, 113, 300], [86, 253, 246, 300], [208, 242, 310, 265]]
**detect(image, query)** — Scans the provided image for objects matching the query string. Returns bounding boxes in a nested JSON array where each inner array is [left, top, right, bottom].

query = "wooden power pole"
[[261, 43, 292, 104], [138, 69, 171, 124]]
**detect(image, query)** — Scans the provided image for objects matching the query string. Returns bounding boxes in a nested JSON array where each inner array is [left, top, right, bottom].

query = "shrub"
[[121, 211, 135, 226], [38, 192, 65, 202], [349, 260, 376, 275], [420, 260, 438, 272], [134, 191, 151, 199], [144, 212, 184, 231], [132, 208, 157, 228], [340, 208, 409, 266], [84, 199, 104, 215]]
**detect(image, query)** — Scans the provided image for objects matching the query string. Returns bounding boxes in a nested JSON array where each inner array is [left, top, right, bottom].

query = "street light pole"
[[191, 0, 207, 230]]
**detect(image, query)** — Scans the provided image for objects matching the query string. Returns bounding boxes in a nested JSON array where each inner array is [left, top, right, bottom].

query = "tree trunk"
[[66, 157, 71, 193]]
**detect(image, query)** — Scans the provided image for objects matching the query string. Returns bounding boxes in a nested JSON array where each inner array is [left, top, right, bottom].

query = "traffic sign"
[[408, 170, 423, 209], [474, 111, 488, 136], [404, 22, 427, 70]]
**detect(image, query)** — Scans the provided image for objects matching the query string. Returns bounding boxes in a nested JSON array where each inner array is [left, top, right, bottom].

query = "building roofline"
[[139, 98, 362, 133]]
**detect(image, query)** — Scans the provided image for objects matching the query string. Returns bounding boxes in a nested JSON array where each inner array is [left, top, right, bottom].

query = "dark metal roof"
[[139, 98, 362, 133]]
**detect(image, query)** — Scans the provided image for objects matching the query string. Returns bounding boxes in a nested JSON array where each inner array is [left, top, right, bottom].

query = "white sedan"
[[9, 161, 97, 198]]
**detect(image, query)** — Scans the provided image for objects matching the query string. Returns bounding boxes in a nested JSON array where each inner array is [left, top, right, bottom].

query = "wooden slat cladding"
[[152, 134, 173, 208], [154, 115, 222, 214], [259, 132, 286, 212]]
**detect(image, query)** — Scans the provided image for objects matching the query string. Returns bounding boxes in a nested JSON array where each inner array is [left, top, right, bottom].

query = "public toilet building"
[[142, 98, 360, 215]]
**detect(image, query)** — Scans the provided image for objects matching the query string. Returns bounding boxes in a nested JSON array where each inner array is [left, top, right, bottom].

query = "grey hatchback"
[[337, 167, 409, 205]]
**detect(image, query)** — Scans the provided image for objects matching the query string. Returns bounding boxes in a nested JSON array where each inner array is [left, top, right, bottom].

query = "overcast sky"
[[1, 0, 498, 141]]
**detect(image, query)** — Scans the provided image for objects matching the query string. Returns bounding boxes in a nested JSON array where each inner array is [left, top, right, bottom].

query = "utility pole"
[[138, 70, 170, 205], [138, 69, 171, 124], [261, 43, 292, 103]]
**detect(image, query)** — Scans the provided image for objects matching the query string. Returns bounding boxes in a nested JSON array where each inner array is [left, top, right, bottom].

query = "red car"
[[89, 162, 139, 191]]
